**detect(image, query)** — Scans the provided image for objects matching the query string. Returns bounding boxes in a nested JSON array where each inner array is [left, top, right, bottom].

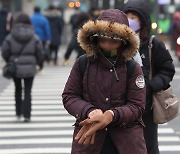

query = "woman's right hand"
[[75, 109, 103, 145]]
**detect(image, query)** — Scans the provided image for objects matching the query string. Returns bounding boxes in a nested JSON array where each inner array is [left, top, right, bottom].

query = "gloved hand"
[[75, 109, 103, 145], [75, 122, 95, 145], [76, 110, 114, 144], [88, 109, 103, 118]]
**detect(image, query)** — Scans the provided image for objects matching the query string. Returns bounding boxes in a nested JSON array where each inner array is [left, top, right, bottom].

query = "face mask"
[[128, 18, 141, 32]]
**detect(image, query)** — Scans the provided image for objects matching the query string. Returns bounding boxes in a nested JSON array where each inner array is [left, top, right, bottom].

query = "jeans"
[[13, 77, 34, 119]]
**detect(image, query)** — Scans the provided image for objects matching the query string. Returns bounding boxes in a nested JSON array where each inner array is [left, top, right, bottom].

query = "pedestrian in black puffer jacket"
[[124, 0, 175, 154], [45, 5, 64, 65], [1, 13, 44, 122], [63, 12, 90, 65]]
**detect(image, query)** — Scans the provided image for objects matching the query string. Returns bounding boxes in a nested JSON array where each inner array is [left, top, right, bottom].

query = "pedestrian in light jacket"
[[62, 9, 147, 154], [1, 13, 44, 122], [124, 0, 175, 154]]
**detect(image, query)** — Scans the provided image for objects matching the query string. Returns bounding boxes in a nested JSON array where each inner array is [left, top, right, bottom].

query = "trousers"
[[13, 77, 34, 119]]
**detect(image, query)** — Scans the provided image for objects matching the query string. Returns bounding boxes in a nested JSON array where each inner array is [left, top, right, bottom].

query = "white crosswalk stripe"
[[0, 66, 180, 154], [0, 67, 74, 154], [158, 124, 180, 153]]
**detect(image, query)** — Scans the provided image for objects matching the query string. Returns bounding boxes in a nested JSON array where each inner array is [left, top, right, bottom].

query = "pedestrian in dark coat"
[[62, 9, 147, 154], [63, 12, 90, 65], [0, 7, 12, 46], [1, 13, 44, 122], [45, 5, 64, 65], [124, 1, 175, 154]]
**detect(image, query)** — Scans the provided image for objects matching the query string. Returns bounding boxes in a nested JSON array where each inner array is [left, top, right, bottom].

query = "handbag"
[[3, 62, 16, 79], [149, 35, 180, 124], [3, 44, 26, 79]]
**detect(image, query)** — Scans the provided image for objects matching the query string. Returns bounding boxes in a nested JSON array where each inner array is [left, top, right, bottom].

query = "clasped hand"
[[75, 109, 113, 145]]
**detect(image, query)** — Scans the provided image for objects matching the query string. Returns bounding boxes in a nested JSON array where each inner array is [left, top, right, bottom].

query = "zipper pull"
[[113, 67, 119, 81]]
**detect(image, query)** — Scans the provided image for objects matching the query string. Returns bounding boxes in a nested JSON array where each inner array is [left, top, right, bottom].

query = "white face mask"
[[128, 18, 141, 32]]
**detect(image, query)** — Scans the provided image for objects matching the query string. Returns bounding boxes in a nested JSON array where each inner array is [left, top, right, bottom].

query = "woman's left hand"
[[75, 122, 95, 145], [75, 110, 114, 145]]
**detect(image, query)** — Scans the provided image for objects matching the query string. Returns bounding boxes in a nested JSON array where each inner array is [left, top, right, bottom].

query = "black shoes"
[[24, 118, 31, 123], [16, 114, 31, 122]]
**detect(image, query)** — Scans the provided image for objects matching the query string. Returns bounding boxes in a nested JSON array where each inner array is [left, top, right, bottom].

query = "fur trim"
[[44, 10, 62, 17], [77, 20, 140, 60]]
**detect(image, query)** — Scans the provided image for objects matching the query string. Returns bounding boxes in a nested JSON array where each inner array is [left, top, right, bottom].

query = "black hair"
[[48, 5, 56, 10], [76, 13, 90, 28], [14, 13, 32, 25], [34, 6, 40, 13]]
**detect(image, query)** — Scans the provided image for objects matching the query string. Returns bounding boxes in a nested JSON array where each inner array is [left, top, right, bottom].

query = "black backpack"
[[78, 54, 137, 79]]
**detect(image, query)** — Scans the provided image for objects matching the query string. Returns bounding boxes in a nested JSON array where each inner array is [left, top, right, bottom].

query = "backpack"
[[78, 54, 137, 79]]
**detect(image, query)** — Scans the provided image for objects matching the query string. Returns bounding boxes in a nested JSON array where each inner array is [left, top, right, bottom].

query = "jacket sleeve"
[[149, 38, 175, 92], [1, 36, 11, 62], [44, 18, 51, 41], [111, 64, 146, 127], [62, 59, 96, 120], [35, 36, 44, 65]]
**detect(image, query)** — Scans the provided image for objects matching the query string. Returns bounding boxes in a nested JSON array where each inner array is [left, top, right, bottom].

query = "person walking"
[[123, 0, 175, 153], [69, 7, 80, 33], [63, 12, 90, 66], [0, 6, 12, 47], [62, 9, 147, 154], [45, 5, 64, 65], [31, 6, 51, 66], [1, 13, 44, 122]]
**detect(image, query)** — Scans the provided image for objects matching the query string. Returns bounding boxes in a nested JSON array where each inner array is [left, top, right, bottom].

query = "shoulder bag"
[[149, 35, 180, 124], [3, 44, 26, 79]]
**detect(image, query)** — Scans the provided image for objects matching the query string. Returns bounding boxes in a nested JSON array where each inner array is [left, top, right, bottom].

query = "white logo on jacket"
[[135, 75, 145, 88], [141, 54, 145, 59]]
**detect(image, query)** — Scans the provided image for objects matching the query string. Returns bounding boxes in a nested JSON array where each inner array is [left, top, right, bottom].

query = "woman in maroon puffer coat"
[[62, 9, 147, 154]]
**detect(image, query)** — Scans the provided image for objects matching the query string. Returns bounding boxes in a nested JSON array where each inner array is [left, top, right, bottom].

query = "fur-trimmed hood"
[[77, 10, 140, 60]]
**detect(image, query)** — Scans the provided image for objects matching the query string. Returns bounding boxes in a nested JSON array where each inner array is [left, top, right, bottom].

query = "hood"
[[44, 10, 62, 17], [0, 8, 8, 15], [123, 0, 151, 36], [11, 24, 34, 43], [77, 9, 140, 60]]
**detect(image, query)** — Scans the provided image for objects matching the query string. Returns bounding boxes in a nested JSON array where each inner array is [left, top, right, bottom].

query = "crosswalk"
[[0, 66, 180, 154], [0, 66, 75, 154]]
